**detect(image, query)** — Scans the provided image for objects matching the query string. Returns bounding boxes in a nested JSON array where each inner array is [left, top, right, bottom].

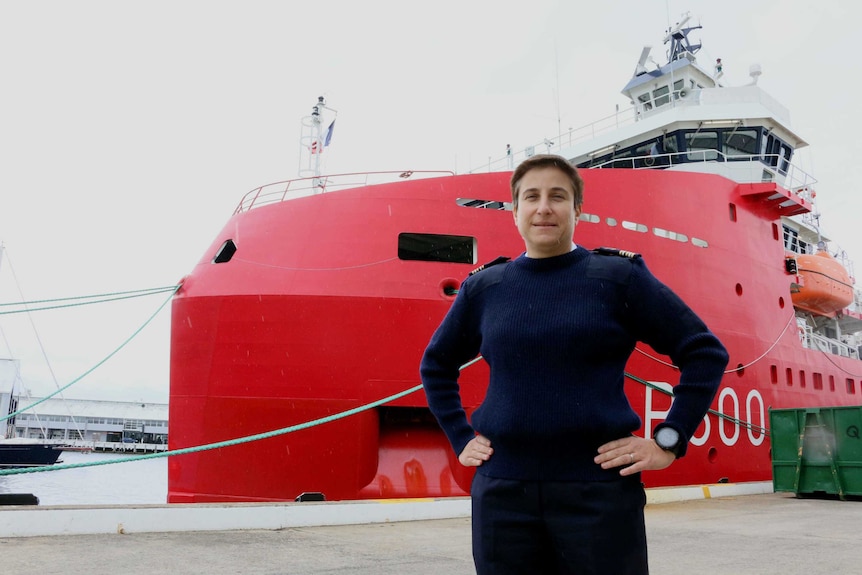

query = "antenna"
[[634, 46, 653, 75], [554, 41, 562, 142], [299, 96, 338, 184], [663, 11, 702, 64]]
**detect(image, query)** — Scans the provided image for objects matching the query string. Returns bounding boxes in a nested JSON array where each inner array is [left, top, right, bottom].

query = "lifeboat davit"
[[790, 251, 854, 316]]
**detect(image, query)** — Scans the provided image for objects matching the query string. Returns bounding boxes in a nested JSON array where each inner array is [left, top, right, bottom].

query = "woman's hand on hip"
[[459, 434, 493, 467]]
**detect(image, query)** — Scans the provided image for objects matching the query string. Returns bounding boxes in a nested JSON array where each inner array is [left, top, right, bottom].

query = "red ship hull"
[[168, 169, 861, 503]]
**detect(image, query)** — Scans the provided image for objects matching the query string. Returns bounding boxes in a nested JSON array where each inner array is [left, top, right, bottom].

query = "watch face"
[[656, 427, 680, 449]]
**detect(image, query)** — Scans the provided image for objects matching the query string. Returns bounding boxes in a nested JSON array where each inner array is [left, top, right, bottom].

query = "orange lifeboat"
[[790, 251, 854, 316]]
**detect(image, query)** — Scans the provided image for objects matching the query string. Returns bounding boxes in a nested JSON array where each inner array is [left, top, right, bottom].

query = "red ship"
[[168, 16, 861, 503]]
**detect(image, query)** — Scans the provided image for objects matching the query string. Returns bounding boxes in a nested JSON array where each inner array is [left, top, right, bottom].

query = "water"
[[0, 450, 167, 506]]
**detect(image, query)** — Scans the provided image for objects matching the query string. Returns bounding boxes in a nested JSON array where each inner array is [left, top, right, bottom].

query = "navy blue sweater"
[[420, 247, 729, 482]]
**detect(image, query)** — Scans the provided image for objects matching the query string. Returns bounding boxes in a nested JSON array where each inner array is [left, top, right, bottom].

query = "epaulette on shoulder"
[[592, 247, 642, 260], [469, 256, 511, 276]]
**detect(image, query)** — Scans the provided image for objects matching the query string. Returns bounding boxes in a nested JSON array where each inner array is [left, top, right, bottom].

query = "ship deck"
[[3, 490, 861, 574]]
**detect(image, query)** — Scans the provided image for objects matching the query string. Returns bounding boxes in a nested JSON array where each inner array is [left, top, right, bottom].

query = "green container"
[[771, 406, 862, 499]]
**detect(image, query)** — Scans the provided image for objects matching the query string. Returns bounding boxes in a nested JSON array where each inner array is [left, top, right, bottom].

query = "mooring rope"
[[0, 286, 178, 316], [2, 354, 769, 477], [0, 285, 180, 424], [0, 356, 484, 476]]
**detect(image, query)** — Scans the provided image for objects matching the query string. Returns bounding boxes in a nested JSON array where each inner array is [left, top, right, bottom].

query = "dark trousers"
[[471, 473, 648, 575]]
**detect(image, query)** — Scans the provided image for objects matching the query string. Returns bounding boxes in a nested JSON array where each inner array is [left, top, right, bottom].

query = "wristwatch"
[[655, 426, 683, 458]]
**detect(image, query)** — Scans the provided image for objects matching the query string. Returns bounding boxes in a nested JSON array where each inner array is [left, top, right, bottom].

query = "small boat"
[[0, 438, 63, 469], [1, 359, 65, 469], [790, 250, 854, 316]]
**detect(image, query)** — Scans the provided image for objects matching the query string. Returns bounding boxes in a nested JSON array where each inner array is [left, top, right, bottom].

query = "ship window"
[[799, 370, 806, 388], [672, 79, 685, 99], [785, 368, 793, 386], [770, 365, 778, 384], [685, 131, 719, 161], [691, 238, 709, 248], [729, 203, 737, 222], [635, 141, 661, 168], [783, 226, 808, 254], [848, 379, 856, 394], [829, 375, 835, 392], [724, 129, 759, 157], [609, 148, 634, 168], [663, 133, 679, 154], [652, 85, 670, 108], [456, 198, 512, 211], [813, 373, 823, 391], [212, 239, 237, 264], [764, 134, 783, 167], [622, 221, 648, 233], [606, 218, 618, 226], [580, 213, 600, 223], [779, 144, 793, 176], [398, 233, 475, 264], [638, 93, 652, 111], [653, 228, 688, 242]]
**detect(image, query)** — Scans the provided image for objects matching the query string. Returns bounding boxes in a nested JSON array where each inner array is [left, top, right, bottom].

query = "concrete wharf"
[[2, 488, 861, 574]]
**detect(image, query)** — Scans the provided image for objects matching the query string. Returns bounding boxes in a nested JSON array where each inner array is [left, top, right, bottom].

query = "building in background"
[[4, 396, 168, 445]]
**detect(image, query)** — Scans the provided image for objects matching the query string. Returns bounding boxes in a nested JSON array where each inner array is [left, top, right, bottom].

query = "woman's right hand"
[[459, 434, 493, 467]]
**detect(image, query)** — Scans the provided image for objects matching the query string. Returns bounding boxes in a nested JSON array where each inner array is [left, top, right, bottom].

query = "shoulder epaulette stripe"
[[469, 256, 511, 276], [591, 247, 642, 259]]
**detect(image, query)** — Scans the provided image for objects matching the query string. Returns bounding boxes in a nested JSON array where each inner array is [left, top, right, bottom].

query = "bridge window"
[[653, 85, 671, 108], [763, 134, 793, 174], [724, 129, 759, 158], [686, 131, 719, 161], [398, 233, 475, 264], [638, 93, 652, 111], [663, 134, 679, 155]]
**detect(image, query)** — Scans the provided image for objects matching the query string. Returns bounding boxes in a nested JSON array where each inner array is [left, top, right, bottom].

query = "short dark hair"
[[510, 154, 584, 210]]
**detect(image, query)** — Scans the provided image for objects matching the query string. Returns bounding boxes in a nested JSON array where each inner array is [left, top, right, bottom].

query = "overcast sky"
[[1, 0, 860, 403]]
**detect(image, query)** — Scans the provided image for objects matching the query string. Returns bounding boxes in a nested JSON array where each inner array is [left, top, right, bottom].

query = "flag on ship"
[[324, 120, 335, 147]]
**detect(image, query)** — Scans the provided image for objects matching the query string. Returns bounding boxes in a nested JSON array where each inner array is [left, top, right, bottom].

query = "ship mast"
[[298, 96, 337, 187], [663, 12, 702, 64]]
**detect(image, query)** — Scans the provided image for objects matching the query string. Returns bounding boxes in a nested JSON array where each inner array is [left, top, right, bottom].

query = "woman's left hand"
[[594, 436, 676, 476]]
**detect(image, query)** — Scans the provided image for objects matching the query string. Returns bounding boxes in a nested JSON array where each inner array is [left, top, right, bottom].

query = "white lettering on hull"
[[644, 383, 766, 447]]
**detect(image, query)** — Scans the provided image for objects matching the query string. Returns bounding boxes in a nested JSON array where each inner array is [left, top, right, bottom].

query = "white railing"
[[587, 151, 817, 194], [799, 324, 860, 360], [234, 170, 455, 214], [471, 106, 641, 174]]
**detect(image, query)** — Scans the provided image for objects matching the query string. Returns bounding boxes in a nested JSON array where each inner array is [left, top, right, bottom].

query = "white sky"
[[1, 0, 860, 403]]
